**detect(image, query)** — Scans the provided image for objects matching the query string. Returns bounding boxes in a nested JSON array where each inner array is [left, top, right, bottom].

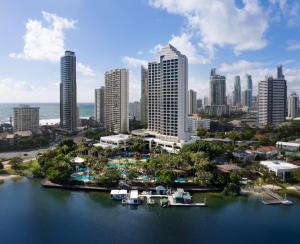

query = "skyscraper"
[[206, 68, 229, 116], [258, 66, 287, 125], [60, 50, 77, 132], [188, 89, 197, 114], [196, 98, 202, 113], [140, 66, 148, 126], [288, 92, 299, 118], [13, 105, 39, 132], [210, 68, 226, 105], [95, 86, 105, 126], [104, 68, 129, 133], [244, 74, 253, 108], [233, 76, 241, 106], [148, 44, 189, 142]]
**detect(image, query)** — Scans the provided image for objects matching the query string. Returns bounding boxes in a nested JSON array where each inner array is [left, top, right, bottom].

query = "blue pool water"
[[72, 174, 92, 182]]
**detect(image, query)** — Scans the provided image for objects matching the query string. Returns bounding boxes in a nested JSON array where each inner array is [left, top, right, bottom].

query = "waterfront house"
[[260, 160, 298, 180], [127, 190, 140, 205], [256, 146, 278, 159], [276, 141, 300, 152]]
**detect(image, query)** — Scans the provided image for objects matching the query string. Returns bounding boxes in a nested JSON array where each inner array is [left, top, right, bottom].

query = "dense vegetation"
[[0, 136, 50, 152]]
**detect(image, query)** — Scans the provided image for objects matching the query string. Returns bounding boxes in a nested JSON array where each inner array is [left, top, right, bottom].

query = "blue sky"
[[1, 0, 300, 103]]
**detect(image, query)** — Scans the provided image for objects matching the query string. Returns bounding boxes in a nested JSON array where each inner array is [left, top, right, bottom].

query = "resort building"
[[95, 86, 105, 126], [104, 69, 129, 133], [60, 50, 77, 132], [13, 105, 39, 132], [260, 160, 298, 180], [258, 66, 287, 125], [147, 44, 190, 144], [94, 134, 130, 150]]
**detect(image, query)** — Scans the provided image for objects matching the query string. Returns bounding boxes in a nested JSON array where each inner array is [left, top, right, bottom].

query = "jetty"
[[262, 189, 293, 205]]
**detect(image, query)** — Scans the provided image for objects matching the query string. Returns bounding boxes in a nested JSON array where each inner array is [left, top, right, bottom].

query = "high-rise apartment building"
[[288, 92, 299, 118], [258, 66, 287, 125], [233, 76, 241, 106], [60, 50, 77, 132], [95, 86, 105, 126], [13, 105, 39, 132], [196, 98, 202, 113], [148, 44, 189, 142], [188, 89, 197, 114], [140, 66, 148, 126], [104, 68, 129, 133]]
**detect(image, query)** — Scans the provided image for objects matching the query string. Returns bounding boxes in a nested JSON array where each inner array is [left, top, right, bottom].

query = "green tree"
[[223, 183, 240, 196], [158, 169, 175, 186], [10, 157, 22, 170], [195, 171, 214, 186]]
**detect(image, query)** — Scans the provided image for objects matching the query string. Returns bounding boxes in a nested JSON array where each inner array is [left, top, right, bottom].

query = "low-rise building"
[[93, 134, 130, 150], [260, 160, 298, 180], [187, 116, 210, 133], [276, 141, 300, 152], [256, 146, 278, 159], [232, 150, 257, 162]]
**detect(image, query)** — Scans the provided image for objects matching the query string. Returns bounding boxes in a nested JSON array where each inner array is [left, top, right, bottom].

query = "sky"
[[1, 0, 300, 103]]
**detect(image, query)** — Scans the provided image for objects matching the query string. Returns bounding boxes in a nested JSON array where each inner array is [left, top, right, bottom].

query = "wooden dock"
[[167, 195, 206, 207]]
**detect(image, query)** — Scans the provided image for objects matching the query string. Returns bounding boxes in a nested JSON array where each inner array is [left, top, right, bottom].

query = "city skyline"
[[1, 0, 300, 103]]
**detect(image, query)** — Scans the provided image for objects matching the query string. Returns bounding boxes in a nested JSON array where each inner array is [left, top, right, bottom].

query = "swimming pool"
[[71, 174, 92, 182]]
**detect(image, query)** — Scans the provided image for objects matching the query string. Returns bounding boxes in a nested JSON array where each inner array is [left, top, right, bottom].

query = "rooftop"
[[256, 146, 277, 152], [260, 160, 298, 171]]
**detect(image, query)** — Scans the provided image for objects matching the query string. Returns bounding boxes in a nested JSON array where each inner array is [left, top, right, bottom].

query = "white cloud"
[[169, 33, 210, 64], [287, 43, 300, 51], [149, 0, 269, 57], [149, 44, 164, 54], [9, 11, 76, 62], [122, 56, 147, 68], [77, 62, 95, 76], [0, 77, 54, 102]]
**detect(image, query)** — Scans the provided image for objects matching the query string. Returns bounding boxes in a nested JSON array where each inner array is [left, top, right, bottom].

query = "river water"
[[0, 178, 300, 244]]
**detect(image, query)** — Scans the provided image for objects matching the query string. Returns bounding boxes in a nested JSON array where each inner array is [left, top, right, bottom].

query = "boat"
[[160, 198, 169, 208], [110, 189, 128, 200]]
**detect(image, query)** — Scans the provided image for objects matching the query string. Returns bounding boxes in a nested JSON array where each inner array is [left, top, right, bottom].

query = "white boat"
[[110, 190, 128, 200]]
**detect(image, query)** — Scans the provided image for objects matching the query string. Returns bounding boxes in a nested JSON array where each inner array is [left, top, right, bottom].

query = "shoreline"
[[42, 179, 223, 193]]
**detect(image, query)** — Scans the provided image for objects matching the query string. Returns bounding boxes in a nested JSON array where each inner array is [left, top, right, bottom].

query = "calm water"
[[0, 103, 94, 123], [0, 179, 300, 244]]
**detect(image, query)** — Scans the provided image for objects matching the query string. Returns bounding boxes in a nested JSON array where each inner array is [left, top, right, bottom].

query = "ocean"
[[0, 103, 94, 125]]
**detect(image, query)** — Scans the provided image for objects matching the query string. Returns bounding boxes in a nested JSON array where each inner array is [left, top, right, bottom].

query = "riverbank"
[[42, 179, 223, 193]]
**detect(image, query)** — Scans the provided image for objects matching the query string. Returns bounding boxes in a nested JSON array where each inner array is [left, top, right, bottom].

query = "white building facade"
[[148, 44, 189, 143]]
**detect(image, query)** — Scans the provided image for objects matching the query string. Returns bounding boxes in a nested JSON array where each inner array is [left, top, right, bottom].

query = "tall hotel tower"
[[148, 44, 189, 142], [104, 69, 129, 133], [60, 51, 77, 132]]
